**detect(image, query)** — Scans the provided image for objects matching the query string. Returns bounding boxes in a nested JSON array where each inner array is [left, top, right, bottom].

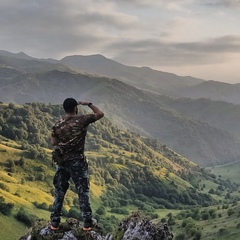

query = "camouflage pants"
[[50, 158, 92, 224]]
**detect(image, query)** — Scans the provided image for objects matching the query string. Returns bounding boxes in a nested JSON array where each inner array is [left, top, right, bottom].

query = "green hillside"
[[1, 103, 239, 239], [169, 202, 240, 240], [2, 53, 240, 167], [207, 161, 240, 186], [152, 95, 240, 141]]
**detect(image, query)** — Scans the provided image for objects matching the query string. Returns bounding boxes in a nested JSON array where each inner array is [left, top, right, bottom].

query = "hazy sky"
[[1, 0, 240, 83]]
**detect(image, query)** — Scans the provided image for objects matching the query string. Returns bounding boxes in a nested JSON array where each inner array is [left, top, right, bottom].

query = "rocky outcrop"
[[19, 212, 174, 240], [115, 212, 174, 240]]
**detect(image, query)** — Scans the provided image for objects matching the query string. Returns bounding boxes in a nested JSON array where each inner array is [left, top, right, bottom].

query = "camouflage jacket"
[[52, 114, 96, 161]]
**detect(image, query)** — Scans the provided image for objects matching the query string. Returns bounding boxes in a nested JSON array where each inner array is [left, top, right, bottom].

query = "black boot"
[[83, 218, 97, 230]]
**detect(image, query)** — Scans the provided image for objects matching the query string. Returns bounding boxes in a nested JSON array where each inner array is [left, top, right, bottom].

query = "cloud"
[[200, 0, 240, 8], [179, 35, 240, 53], [1, 0, 238, 64], [109, 0, 194, 7], [109, 35, 240, 67], [108, 0, 196, 13], [0, 0, 139, 31], [0, 0, 239, 83], [0, 0, 141, 58]]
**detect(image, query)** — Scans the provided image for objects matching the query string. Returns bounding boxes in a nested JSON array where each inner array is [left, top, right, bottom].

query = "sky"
[[0, 0, 240, 83]]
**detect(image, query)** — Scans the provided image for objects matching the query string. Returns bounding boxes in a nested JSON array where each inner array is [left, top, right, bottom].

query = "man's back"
[[52, 114, 96, 156]]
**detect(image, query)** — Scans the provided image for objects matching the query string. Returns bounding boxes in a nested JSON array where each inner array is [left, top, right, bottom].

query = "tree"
[[15, 207, 37, 227], [193, 230, 202, 240], [8, 103, 16, 110], [0, 197, 14, 216], [96, 206, 106, 215], [227, 208, 234, 216], [68, 207, 80, 219], [201, 212, 210, 220], [29, 148, 39, 159], [208, 188, 215, 194], [175, 233, 185, 240]]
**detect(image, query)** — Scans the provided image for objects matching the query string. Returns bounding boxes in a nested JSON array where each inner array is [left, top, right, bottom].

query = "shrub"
[[7, 159, 15, 168], [201, 212, 210, 220], [18, 157, 26, 167], [36, 173, 45, 181], [119, 199, 128, 206], [33, 202, 49, 210], [0, 197, 14, 216], [62, 207, 69, 217], [111, 208, 129, 215], [211, 212, 217, 219], [68, 207, 80, 219], [175, 233, 185, 240], [0, 182, 10, 192], [96, 206, 106, 215], [218, 228, 226, 235], [227, 208, 234, 216], [189, 228, 197, 236], [167, 216, 175, 226], [181, 219, 188, 227], [161, 218, 167, 223], [193, 230, 202, 240], [151, 213, 159, 219], [15, 207, 37, 227]]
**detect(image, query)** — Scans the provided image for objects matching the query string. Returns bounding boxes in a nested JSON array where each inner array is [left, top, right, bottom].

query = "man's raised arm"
[[78, 101, 104, 121]]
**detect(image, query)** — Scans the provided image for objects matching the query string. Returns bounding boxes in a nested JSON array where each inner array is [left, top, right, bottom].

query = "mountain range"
[[1, 50, 240, 167], [60, 54, 240, 105]]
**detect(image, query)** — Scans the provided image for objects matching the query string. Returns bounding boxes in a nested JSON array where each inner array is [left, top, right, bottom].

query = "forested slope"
[[1, 102, 237, 210], [0, 102, 239, 239]]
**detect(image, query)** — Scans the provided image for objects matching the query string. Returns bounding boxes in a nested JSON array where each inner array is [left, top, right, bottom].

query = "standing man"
[[50, 98, 104, 231]]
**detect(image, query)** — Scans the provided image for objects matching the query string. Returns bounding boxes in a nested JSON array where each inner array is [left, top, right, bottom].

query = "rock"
[[60, 231, 78, 240], [19, 212, 174, 240], [19, 217, 109, 240], [115, 212, 174, 240]]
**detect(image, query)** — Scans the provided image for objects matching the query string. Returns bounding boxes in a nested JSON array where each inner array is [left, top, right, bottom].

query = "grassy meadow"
[[209, 161, 240, 185]]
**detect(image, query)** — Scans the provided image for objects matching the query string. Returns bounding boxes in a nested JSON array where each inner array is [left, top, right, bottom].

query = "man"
[[50, 98, 104, 231]]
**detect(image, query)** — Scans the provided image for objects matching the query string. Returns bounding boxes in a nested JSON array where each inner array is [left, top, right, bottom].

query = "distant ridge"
[[1, 50, 240, 166], [60, 54, 205, 93], [60, 54, 240, 104], [0, 50, 34, 60], [174, 80, 240, 104]]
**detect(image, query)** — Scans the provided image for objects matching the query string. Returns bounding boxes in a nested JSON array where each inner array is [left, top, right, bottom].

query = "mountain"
[[151, 95, 240, 141], [2, 50, 240, 105], [2, 50, 240, 240], [172, 80, 240, 104], [0, 50, 34, 60], [1, 65, 240, 166], [0, 53, 78, 76], [2, 51, 240, 167], [60, 54, 205, 93], [60, 54, 240, 105]]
